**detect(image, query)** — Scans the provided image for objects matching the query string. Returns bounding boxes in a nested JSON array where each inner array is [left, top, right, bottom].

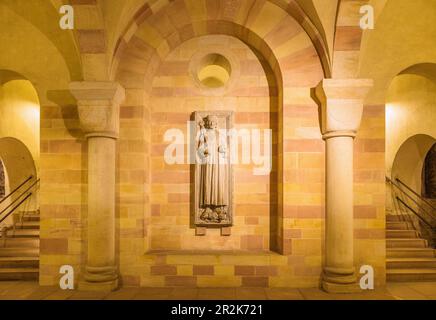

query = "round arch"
[[392, 134, 436, 195], [423, 143, 436, 199], [0, 137, 37, 192]]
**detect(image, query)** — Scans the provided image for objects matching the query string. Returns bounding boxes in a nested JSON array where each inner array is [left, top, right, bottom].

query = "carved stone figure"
[[195, 112, 233, 226]]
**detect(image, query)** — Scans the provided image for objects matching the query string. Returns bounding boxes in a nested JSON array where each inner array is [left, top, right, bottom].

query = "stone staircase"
[[386, 215, 436, 281], [0, 211, 39, 281]]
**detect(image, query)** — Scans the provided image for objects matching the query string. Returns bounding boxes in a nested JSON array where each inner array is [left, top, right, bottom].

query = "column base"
[[78, 278, 119, 292], [321, 280, 361, 294], [321, 267, 360, 293]]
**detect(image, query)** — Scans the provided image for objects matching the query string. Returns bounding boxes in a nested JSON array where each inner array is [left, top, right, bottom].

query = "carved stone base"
[[221, 227, 231, 236], [196, 227, 207, 236], [78, 279, 119, 292], [321, 280, 361, 294]]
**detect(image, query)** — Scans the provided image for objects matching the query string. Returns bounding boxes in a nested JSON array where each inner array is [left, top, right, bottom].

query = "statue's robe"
[[198, 128, 228, 208]]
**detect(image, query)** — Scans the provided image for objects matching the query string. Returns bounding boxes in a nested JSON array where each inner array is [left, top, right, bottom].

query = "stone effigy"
[[194, 111, 233, 227]]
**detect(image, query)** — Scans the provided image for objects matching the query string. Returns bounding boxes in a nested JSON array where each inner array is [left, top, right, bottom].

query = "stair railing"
[[386, 176, 436, 248], [0, 176, 40, 241]]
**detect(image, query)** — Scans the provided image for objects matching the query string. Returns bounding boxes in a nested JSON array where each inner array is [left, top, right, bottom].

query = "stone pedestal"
[[313, 79, 373, 293], [70, 82, 125, 291]]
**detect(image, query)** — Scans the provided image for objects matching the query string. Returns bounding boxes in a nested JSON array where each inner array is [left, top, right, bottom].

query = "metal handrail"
[[0, 193, 33, 224], [386, 177, 435, 221], [396, 197, 434, 229], [0, 179, 39, 224], [396, 177, 436, 210], [0, 175, 33, 205]]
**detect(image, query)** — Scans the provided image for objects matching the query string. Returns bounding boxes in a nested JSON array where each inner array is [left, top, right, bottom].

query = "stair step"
[[21, 215, 40, 222], [13, 221, 39, 230], [0, 268, 38, 281], [387, 248, 436, 258], [387, 258, 436, 269], [1, 238, 39, 248], [386, 230, 419, 239], [4, 229, 40, 238], [387, 268, 436, 282], [386, 238, 428, 248], [386, 222, 414, 230], [386, 215, 413, 222], [0, 257, 39, 268]]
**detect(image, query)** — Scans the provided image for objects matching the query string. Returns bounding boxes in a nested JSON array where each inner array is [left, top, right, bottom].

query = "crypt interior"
[[0, 0, 435, 299]]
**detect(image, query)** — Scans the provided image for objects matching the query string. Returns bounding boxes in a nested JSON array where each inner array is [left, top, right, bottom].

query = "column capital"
[[69, 81, 126, 139], [312, 79, 373, 139]]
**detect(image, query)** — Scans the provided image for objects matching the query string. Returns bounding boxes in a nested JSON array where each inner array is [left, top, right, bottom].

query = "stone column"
[[70, 82, 125, 291], [313, 79, 373, 293]]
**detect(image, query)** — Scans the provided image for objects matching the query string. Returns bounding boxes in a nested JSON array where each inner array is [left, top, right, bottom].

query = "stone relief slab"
[[194, 111, 234, 227]]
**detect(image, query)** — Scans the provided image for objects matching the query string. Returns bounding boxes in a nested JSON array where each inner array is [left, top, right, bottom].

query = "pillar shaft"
[[70, 82, 125, 291], [324, 134, 356, 287], [313, 79, 373, 293], [85, 136, 117, 283]]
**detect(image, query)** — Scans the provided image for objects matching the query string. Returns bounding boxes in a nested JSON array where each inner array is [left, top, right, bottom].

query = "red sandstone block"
[[221, 227, 231, 236], [283, 105, 318, 118], [363, 105, 385, 118], [284, 139, 324, 153], [354, 229, 385, 239], [133, 3, 152, 25], [282, 239, 292, 255], [119, 228, 143, 238], [294, 266, 322, 276], [193, 265, 214, 276], [245, 217, 259, 225], [151, 204, 161, 216], [168, 193, 190, 203], [241, 235, 264, 250], [236, 205, 269, 216], [334, 26, 363, 51], [122, 275, 141, 286], [284, 229, 302, 239], [156, 61, 190, 76], [363, 139, 385, 152], [255, 266, 278, 276], [283, 205, 324, 219], [265, 16, 301, 48], [287, 255, 305, 265], [241, 277, 269, 287], [354, 206, 377, 219], [40, 239, 68, 255], [40, 205, 81, 219], [151, 265, 177, 276], [152, 172, 189, 184], [165, 276, 197, 287], [77, 30, 106, 54], [235, 266, 255, 276], [120, 106, 143, 119], [354, 170, 385, 183], [195, 227, 207, 236], [49, 140, 82, 153]]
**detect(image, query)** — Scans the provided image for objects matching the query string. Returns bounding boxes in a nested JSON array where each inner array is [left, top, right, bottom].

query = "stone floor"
[[0, 281, 435, 300]]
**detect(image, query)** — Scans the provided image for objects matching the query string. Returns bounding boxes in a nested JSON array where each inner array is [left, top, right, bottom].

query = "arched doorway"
[[423, 143, 436, 199], [391, 134, 436, 194], [0, 159, 5, 198]]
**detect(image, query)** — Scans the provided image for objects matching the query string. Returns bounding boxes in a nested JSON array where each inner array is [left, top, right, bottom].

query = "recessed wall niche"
[[149, 35, 278, 252]]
